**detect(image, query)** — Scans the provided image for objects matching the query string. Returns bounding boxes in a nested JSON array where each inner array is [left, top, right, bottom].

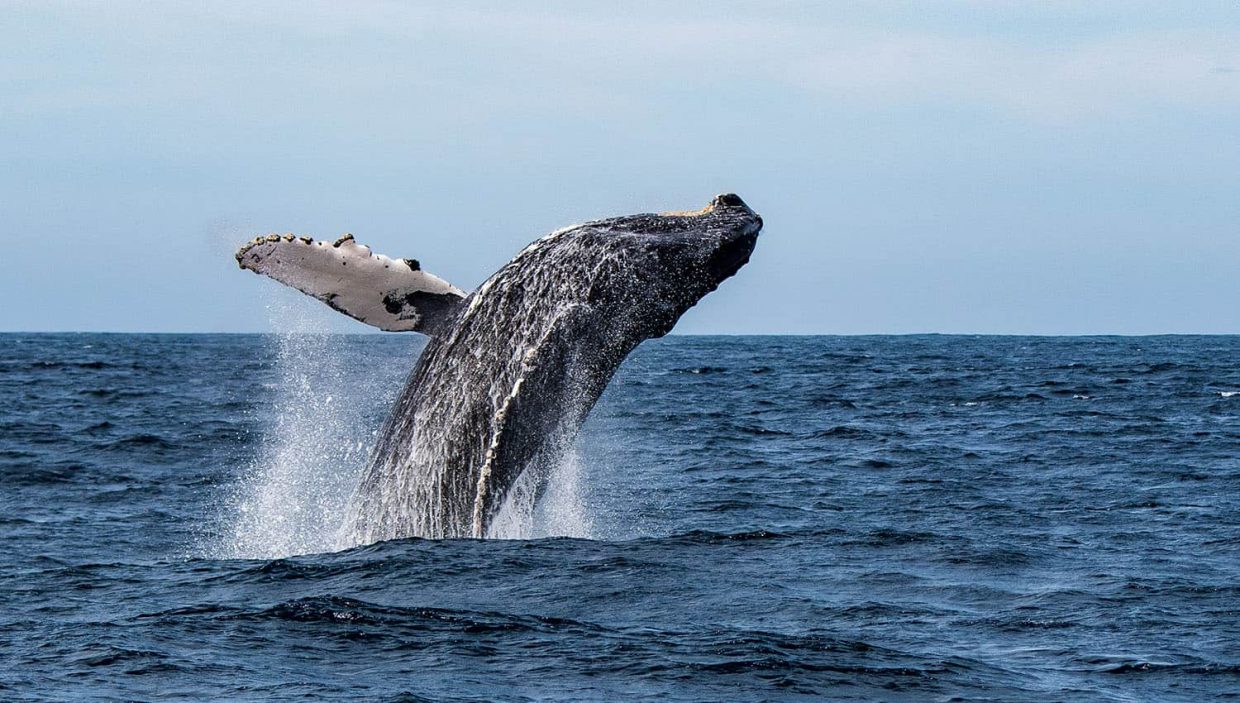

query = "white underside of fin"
[[236, 234, 467, 333]]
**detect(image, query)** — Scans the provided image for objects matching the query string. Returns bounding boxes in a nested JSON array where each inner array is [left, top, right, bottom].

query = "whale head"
[[574, 192, 763, 339]]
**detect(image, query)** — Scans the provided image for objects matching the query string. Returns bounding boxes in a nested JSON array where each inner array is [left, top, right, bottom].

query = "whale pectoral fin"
[[236, 234, 468, 334]]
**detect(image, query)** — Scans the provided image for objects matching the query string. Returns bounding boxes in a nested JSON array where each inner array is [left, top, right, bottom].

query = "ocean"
[[1, 333, 1237, 701]]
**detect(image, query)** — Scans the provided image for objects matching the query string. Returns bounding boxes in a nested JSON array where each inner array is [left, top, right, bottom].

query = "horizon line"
[[3, 330, 1239, 338]]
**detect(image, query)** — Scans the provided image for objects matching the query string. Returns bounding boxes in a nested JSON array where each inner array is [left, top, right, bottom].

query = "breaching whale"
[[236, 194, 762, 540]]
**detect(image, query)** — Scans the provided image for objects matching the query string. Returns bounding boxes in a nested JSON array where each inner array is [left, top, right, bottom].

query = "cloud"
[[206, 4, 1240, 122], [3, 2, 1238, 126], [780, 30, 1240, 121]]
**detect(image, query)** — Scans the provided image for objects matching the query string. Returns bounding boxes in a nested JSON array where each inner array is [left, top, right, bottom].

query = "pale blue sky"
[[3, 1, 1238, 334]]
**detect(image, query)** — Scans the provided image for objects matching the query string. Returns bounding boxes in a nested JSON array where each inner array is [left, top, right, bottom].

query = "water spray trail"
[[487, 449, 593, 539], [216, 293, 598, 555], [216, 297, 375, 559]]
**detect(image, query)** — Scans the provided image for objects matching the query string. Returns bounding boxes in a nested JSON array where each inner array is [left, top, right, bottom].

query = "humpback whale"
[[236, 194, 762, 540]]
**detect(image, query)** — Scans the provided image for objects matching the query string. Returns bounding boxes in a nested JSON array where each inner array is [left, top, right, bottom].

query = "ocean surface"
[[1, 333, 1237, 702]]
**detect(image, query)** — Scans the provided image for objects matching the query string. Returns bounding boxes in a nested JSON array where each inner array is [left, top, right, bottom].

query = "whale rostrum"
[[236, 194, 763, 540]]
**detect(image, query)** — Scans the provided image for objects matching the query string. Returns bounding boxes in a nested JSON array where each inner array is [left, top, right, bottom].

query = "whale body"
[[236, 194, 762, 540]]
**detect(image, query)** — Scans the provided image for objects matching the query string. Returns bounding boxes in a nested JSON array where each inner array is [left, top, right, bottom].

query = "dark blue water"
[[2, 334, 1238, 701]]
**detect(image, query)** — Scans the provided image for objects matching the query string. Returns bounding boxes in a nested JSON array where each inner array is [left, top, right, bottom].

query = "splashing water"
[[216, 294, 592, 558], [487, 449, 593, 539], [215, 298, 376, 558]]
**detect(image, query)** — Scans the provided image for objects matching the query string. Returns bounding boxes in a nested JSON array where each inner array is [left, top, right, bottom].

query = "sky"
[[3, 1, 1239, 334]]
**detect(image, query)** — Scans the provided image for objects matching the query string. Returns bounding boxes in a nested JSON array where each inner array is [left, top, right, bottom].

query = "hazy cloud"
[[6, 3, 1238, 122]]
